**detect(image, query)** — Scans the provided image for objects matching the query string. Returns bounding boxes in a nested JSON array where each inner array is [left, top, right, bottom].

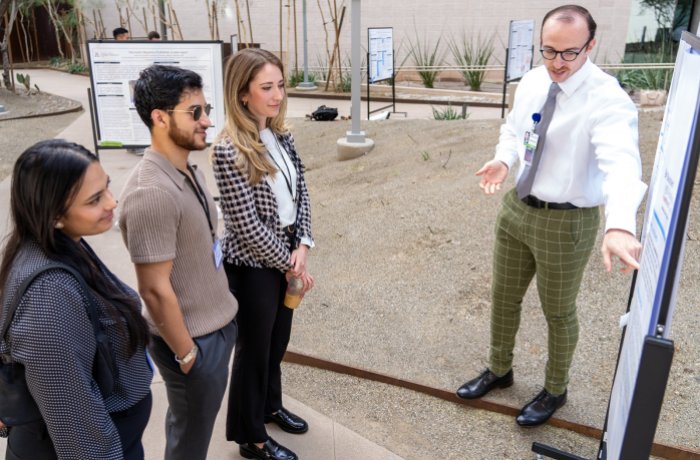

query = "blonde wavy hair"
[[217, 48, 289, 185]]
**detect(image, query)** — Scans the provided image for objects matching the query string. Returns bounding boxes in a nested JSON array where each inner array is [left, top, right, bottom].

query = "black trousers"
[[5, 391, 152, 460], [224, 263, 293, 444]]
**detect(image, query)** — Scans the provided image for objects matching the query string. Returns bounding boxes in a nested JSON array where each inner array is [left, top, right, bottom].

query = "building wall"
[[88, 1, 634, 78]]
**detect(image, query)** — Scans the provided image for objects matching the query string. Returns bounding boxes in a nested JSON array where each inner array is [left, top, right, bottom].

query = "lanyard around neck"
[[178, 165, 215, 240], [268, 135, 296, 203]]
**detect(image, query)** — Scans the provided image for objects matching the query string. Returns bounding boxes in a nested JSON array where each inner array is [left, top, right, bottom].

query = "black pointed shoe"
[[516, 389, 567, 427], [239, 437, 298, 460], [264, 407, 309, 434], [456, 369, 514, 399]]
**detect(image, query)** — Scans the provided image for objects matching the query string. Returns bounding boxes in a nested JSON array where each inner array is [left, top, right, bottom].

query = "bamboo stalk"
[[245, 0, 253, 43], [212, 0, 219, 40], [279, 0, 283, 61], [142, 8, 148, 36], [233, 0, 242, 44], [169, 5, 183, 39], [335, 4, 345, 90], [316, 0, 331, 88], [97, 9, 106, 38]]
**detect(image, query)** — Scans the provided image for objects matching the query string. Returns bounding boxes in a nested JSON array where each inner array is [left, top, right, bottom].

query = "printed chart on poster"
[[368, 28, 393, 83], [87, 40, 224, 148], [605, 32, 700, 460], [506, 19, 535, 82]]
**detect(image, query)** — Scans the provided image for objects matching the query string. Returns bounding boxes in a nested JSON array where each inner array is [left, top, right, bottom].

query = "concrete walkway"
[[0, 69, 410, 459]]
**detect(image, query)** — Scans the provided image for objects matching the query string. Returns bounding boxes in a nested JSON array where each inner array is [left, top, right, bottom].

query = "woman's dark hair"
[[0, 139, 149, 354]]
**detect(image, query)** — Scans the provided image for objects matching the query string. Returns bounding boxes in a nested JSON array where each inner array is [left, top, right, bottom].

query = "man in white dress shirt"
[[456, 4, 647, 426]]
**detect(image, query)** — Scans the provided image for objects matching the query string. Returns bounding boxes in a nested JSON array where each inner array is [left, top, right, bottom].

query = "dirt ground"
[[285, 109, 699, 458], [1, 87, 697, 458]]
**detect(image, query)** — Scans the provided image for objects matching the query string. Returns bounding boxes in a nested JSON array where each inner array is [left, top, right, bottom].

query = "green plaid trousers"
[[489, 189, 600, 395]]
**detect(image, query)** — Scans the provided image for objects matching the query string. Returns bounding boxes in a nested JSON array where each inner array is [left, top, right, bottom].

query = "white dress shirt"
[[495, 59, 647, 234], [260, 128, 313, 248]]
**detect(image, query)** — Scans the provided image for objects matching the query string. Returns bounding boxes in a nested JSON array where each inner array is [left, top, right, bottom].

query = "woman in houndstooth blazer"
[[211, 48, 314, 460]]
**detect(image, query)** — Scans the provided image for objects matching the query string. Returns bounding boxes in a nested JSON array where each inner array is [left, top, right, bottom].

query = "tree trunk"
[[1, 39, 11, 90], [1, 0, 16, 90]]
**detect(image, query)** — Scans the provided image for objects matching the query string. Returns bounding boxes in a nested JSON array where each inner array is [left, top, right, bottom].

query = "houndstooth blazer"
[[211, 131, 313, 272]]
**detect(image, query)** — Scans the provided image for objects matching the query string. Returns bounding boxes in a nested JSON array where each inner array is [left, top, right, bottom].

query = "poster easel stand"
[[87, 87, 100, 158], [367, 51, 406, 119], [501, 45, 533, 119]]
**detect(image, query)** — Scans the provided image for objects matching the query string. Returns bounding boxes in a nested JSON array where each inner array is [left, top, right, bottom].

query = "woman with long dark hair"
[[0, 139, 152, 460], [212, 48, 314, 460]]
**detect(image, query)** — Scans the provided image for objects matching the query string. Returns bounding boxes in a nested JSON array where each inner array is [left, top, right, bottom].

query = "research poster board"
[[368, 27, 393, 83], [87, 40, 224, 148], [605, 31, 700, 460], [506, 19, 535, 82]]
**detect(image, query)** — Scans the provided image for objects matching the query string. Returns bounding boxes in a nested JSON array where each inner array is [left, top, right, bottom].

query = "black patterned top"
[[211, 131, 314, 272], [0, 240, 153, 459]]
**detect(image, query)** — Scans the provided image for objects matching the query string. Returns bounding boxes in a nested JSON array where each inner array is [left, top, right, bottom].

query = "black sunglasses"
[[167, 103, 212, 121]]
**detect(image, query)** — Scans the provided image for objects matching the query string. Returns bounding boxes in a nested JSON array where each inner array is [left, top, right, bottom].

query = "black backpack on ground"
[[311, 105, 338, 121]]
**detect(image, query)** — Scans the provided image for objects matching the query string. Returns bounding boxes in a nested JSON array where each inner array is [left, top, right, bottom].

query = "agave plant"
[[448, 33, 496, 91]]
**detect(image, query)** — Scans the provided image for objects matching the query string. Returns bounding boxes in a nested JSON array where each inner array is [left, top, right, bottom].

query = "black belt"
[[522, 195, 578, 210], [283, 225, 296, 234]]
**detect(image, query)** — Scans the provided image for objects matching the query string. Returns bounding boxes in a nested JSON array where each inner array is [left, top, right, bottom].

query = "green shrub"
[[406, 30, 444, 89], [448, 33, 496, 91], [288, 69, 316, 87], [15, 73, 31, 92], [616, 46, 674, 91], [67, 62, 88, 74], [432, 104, 468, 120]]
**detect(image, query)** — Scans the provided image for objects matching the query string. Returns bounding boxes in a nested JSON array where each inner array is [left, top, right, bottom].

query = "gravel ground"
[[1, 87, 696, 459], [287, 111, 699, 458]]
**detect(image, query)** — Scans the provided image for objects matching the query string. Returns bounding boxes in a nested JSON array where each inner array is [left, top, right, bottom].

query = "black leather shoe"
[[456, 369, 514, 399], [516, 389, 567, 427], [264, 407, 309, 434], [239, 437, 298, 460]]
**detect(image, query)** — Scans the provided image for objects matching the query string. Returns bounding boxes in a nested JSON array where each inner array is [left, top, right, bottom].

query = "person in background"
[[113, 27, 129, 41], [211, 48, 315, 460], [457, 4, 646, 427], [147, 31, 161, 41], [0, 139, 152, 459], [120, 65, 239, 460]]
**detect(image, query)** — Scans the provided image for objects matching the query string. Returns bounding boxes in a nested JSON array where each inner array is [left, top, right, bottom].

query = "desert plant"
[[406, 30, 444, 89], [67, 61, 87, 74], [432, 104, 468, 121], [616, 46, 674, 91], [16, 72, 30, 92], [448, 33, 495, 91], [288, 69, 316, 87]]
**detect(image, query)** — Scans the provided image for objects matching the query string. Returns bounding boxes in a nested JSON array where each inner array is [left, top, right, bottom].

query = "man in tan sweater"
[[119, 64, 238, 460]]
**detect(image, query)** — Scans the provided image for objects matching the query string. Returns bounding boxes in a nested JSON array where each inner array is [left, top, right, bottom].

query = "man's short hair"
[[542, 4, 597, 42], [133, 65, 203, 130], [112, 27, 129, 39], [147, 31, 161, 40]]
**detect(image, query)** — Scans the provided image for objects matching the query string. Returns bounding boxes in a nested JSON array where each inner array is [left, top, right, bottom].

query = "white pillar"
[[296, 0, 316, 90], [337, 0, 374, 159]]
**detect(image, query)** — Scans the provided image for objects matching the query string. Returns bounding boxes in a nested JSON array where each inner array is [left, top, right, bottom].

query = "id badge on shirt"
[[213, 238, 223, 270], [523, 131, 539, 165]]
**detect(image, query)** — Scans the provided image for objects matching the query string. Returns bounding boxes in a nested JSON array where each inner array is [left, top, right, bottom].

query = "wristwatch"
[[174, 344, 198, 365]]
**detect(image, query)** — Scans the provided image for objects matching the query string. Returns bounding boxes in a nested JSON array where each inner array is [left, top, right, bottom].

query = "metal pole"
[[347, 0, 364, 141], [297, 0, 316, 89]]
